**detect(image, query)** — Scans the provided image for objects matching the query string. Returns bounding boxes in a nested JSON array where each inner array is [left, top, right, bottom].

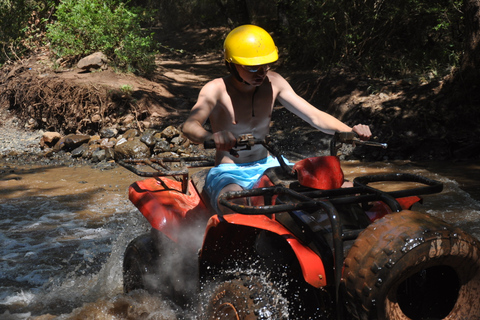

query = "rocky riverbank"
[[0, 111, 214, 170]]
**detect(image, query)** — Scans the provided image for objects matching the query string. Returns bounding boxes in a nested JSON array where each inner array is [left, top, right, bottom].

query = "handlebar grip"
[[204, 140, 216, 149], [335, 131, 357, 142]]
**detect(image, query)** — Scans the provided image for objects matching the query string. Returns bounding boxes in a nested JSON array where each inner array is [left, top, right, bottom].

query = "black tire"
[[123, 233, 159, 293], [343, 210, 480, 320], [202, 274, 289, 320], [123, 230, 198, 307]]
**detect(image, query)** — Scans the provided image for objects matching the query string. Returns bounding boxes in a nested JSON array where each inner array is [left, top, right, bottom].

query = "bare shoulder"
[[267, 71, 294, 96], [267, 71, 290, 88], [200, 77, 227, 94]]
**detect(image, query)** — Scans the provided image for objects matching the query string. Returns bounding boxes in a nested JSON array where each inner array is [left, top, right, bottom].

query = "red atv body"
[[121, 133, 480, 320]]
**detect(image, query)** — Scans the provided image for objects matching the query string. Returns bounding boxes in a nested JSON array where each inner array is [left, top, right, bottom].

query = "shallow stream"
[[0, 159, 479, 319]]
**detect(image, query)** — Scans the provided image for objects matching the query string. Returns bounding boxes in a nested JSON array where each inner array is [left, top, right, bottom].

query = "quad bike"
[[119, 133, 480, 320]]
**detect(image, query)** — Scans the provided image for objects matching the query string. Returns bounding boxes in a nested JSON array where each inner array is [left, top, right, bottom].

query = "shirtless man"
[[183, 25, 371, 213]]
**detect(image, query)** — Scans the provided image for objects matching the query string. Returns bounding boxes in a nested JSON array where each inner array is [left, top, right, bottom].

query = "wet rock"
[[28, 124, 204, 164], [91, 149, 106, 162], [71, 144, 89, 158], [153, 138, 170, 153], [161, 125, 181, 139], [105, 148, 115, 161], [171, 134, 189, 148], [77, 52, 108, 71], [153, 132, 163, 141], [89, 135, 101, 144], [121, 129, 139, 140], [114, 137, 150, 160], [41, 132, 62, 148], [156, 151, 179, 158], [82, 144, 101, 159], [99, 127, 118, 139], [99, 138, 115, 149], [54, 134, 91, 151], [140, 129, 159, 147]]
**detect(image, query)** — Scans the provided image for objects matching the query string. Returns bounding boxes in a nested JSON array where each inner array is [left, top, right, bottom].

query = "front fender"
[[200, 214, 327, 288]]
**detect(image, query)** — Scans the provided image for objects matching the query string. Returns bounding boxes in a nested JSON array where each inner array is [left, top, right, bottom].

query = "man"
[[183, 25, 371, 213]]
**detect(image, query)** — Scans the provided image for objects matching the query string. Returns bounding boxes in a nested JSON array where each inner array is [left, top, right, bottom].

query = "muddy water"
[[0, 160, 479, 319]]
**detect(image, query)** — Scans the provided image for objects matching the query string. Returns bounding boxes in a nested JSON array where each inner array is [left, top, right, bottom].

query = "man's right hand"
[[209, 131, 237, 151]]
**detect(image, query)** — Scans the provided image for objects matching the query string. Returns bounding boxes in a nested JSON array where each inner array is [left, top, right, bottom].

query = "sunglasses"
[[241, 64, 271, 73]]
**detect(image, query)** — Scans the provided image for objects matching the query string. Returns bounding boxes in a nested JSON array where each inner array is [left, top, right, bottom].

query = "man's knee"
[[217, 184, 246, 214]]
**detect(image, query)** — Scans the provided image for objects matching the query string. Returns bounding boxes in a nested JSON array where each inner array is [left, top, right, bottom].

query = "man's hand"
[[352, 124, 372, 141], [209, 130, 237, 151]]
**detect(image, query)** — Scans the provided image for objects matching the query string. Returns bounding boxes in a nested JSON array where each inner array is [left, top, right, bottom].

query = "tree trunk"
[[460, 0, 480, 87]]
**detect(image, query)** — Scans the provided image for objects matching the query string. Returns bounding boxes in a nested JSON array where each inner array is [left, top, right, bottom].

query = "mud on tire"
[[201, 273, 289, 320], [343, 210, 480, 320]]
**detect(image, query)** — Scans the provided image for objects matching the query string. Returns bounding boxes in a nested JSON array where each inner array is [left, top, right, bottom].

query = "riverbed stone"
[[99, 127, 118, 138], [161, 125, 180, 139], [171, 134, 189, 148], [71, 143, 89, 157], [121, 129, 139, 141], [54, 134, 91, 151], [105, 148, 115, 161], [41, 131, 62, 148], [91, 149, 106, 162], [99, 138, 115, 149], [140, 128, 159, 147], [114, 137, 150, 160], [153, 138, 170, 153]]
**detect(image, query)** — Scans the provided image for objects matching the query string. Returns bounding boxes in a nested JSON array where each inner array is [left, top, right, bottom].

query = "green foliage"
[[46, 0, 157, 74], [276, 0, 464, 77]]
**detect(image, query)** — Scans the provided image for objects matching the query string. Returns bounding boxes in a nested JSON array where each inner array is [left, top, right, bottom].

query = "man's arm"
[[182, 80, 237, 150], [183, 81, 218, 144], [272, 72, 371, 139]]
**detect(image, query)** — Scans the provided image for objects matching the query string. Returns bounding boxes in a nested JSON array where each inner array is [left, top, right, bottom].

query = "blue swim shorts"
[[205, 156, 290, 211]]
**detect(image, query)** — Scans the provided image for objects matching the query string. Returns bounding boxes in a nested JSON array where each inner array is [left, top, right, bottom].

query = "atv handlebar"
[[205, 132, 388, 158], [333, 132, 387, 149], [203, 133, 268, 157], [330, 132, 387, 156]]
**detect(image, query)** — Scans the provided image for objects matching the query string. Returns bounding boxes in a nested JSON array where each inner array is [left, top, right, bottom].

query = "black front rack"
[[118, 156, 214, 194]]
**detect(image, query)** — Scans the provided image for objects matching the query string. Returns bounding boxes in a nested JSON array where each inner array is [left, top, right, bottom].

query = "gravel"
[[0, 113, 87, 167], [0, 117, 43, 156]]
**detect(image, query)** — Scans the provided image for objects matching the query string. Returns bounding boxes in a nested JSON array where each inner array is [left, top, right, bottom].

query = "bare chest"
[[210, 86, 274, 137]]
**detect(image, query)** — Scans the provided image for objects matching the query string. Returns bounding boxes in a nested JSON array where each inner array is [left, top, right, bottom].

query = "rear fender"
[[200, 214, 327, 288]]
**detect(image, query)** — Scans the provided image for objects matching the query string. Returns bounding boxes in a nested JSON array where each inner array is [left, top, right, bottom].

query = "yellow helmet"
[[224, 25, 278, 66]]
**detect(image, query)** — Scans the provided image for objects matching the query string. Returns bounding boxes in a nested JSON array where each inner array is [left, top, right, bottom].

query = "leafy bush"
[[46, 0, 157, 74]]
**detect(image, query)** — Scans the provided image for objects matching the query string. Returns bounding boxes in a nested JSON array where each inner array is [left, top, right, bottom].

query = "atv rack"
[[118, 156, 214, 194]]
